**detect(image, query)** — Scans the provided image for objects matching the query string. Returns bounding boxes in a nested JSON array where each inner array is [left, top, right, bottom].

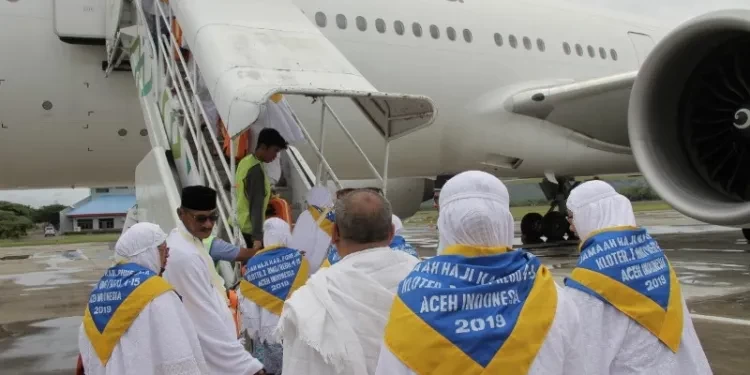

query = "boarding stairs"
[[104, 0, 436, 286]]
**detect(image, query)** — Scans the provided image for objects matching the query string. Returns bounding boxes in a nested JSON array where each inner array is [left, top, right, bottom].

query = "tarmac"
[[0, 210, 748, 374]]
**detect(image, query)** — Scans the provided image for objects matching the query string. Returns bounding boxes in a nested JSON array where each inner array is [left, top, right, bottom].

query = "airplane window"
[[509, 35, 518, 48], [610, 49, 618, 61], [336, 14, 347, 29], [413, 22, 423, 37], [315, 12, 327, 28], [430, 25, 440, 39], [523, 37, 532, 50], [563, 42, 571, 55], [494, 33, 503, 46], [599, 47, 606, 59], [356, 16, 367, 31], [394, 21, 405, 35], [587, 45, 595, 58], [575, 44, 583, 56], [447, 27, 457, 41], [463, 29, 473, 43], [376, 18, 386, 33], [537, 38, 545, 52]]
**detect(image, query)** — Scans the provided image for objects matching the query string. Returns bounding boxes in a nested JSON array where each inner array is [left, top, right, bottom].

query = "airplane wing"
[[506, 71, 636, 155]]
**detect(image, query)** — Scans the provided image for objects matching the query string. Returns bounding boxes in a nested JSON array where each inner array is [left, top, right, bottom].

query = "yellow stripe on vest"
[[320, 258, 332, 269], [570, 262, 683, 352], [308, 206, 334, 237], [83, 277, 174, 365], [385, 262, 557, 375], [239, 255, 309, 315]]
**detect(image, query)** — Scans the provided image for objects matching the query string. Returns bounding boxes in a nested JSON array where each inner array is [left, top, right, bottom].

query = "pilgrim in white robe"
[[78, 292, 208, 375], [78, 222, 208, 375], [375, 171, 586, 375], [164, 224, 264, 375], [289, 186, 335, 273], [276, 247, 419, 375], [239, 218, 301, 373], [564, 181, 711, 375]]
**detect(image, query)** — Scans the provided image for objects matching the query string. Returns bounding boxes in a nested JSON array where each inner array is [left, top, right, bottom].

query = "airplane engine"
[[629, 10, 750, 227], [338, 178, 435, 219]]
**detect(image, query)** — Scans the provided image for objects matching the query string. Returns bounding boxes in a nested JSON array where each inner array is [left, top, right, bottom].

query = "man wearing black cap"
[[164, 185, 265, 375]]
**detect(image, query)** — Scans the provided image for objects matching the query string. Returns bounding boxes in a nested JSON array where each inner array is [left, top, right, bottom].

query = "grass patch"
[[405, 200, 672, 226], [503, 174, 640, 185], [0, 233, 120, 248]]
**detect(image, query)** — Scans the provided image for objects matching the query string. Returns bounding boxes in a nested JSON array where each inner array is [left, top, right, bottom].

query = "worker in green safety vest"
[[236, 127, 288, 251]]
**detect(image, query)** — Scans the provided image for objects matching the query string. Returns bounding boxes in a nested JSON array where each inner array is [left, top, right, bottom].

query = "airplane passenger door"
[[627, 32, 655, 66]]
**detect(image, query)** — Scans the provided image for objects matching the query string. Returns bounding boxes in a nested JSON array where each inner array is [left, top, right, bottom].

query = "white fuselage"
[[0, 0, 669, 188]]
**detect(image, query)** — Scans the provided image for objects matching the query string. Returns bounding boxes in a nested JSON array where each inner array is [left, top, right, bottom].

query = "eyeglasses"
[[187, 211, 219, 223]]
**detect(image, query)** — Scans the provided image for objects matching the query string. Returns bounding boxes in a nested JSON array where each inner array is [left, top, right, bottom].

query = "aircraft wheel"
[[521, 213, 544, 244], [743, 228, 750, 241], [542, 211, 569, 242]]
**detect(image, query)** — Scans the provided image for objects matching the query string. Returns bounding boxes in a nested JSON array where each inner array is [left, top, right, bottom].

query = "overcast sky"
[[2, 0, 749, 208]]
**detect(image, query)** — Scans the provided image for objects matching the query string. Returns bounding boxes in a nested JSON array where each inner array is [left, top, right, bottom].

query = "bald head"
[[333, 189, 393, 245]]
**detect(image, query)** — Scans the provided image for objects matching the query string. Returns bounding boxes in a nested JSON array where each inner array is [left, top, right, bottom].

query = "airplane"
[[1, 0, 749, 246]]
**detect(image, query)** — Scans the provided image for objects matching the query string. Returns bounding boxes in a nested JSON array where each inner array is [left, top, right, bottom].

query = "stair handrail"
[[155, 33, 237, 243], [154, 3, 233, 187], [126, 0, 238, 244]]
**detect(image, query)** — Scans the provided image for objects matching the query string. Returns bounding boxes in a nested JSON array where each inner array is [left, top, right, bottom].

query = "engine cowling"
[[629, 10, 750, 226]]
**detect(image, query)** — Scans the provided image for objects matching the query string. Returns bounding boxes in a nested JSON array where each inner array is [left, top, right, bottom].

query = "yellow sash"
[[180, 228, 228, 304], [308, 205, 334, 237], [83, 276, 173, 365], [566, 226, 683, 352], [239, 245, 309, 315], [385, 245, 557, 374]]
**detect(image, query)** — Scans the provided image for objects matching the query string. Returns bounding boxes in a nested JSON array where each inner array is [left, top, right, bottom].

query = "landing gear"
[[520, 213, 544, 244], [520, 211, 573, 244], [542, 211, 568, 242], [520, 175, 579, 246]]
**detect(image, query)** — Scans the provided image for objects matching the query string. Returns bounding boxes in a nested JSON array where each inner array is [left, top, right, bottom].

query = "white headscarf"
[[437, 171, 514, 254], [307, 186, 333, 208], [567, 180, 637, 240], [392, 215, 404, 236], [263, 217, 292, 247], [115, 222, 168, 273]]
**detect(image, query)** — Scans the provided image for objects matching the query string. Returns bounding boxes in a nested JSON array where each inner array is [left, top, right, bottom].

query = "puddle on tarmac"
[[0, 250, 92, 288], [0, 316, 81, 374]]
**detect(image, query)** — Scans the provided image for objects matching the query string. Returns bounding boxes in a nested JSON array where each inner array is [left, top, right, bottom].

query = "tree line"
[[0, 202, 68, 239]]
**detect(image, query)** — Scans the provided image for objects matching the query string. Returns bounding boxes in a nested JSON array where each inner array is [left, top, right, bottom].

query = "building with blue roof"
[[59, 187, 136, 233]]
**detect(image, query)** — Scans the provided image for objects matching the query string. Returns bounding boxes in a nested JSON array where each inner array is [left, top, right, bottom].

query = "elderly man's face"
[[158, 242, 170, 270], [179, 208, 218, 239]]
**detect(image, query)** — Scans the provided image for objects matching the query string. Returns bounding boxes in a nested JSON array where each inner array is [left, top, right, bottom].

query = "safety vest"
[[236, 154, 271, 235]]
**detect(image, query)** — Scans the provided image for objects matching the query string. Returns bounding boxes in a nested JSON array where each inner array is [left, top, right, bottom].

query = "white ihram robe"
[[164, 225, 264, 375], [276, 246, 419, 375], [564, 181, 712, 375], [78, 292, 208, 375]]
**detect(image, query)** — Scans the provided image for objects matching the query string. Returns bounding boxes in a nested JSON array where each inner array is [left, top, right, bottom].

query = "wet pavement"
[[1, 210, 750, 374], [0, 243, 112, 375]]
